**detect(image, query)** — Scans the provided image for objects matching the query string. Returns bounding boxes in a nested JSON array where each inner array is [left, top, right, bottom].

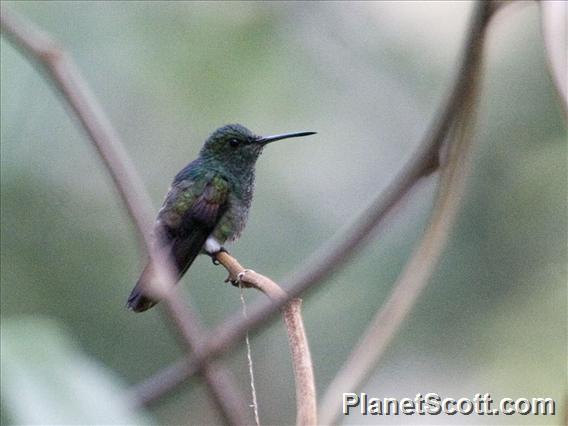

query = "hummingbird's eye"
[[229, 138, 240, 148]]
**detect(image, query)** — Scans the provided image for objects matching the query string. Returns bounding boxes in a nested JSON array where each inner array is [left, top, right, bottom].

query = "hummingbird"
[[127, 124, 316, 312]]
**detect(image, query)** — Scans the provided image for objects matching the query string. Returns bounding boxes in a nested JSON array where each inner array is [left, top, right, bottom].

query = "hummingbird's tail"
[[127, 262, 159, 313], [126, 232, 208, 313]]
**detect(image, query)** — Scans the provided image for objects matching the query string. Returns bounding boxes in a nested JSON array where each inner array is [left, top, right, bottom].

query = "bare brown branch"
[[0, 7, 248, 425], [540, 0, 568, 116], [215, 252, 317, 426], [216, 252, 287, 301], [282, 299, 317, 426], [318, 5, 492, 422]]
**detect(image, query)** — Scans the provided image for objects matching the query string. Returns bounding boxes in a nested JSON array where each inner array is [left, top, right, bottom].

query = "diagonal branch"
[[318, 4, 493, 423], [0, 7, 249, 425], [131, 0, 504, 403]]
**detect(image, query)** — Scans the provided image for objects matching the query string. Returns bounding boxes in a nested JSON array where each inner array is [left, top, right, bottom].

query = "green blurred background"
[[1, 1, 565, 425]]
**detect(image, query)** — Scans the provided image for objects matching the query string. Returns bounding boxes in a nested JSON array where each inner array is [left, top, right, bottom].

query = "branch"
[[319, 4, 493, 422], [0, 7, 249, 425], [133, 254, 319, 426], [215, 252, 317, 426], [132, 0, 503, 402], [215, 252, 287, 302], [540, 0, 568, 117]]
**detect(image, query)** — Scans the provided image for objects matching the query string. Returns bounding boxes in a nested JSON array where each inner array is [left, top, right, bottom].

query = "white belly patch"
[[204, 236, 222, 254]]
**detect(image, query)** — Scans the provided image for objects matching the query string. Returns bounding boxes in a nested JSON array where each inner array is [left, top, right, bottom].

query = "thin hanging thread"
[[239, 280, 260, 426]]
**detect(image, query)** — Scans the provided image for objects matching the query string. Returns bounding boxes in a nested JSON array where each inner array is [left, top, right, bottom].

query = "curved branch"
[[540, 0, 568, 117], [215, 252, 317, 426], [216, 252, 287, 302], [318, 5, 492, 422], [0, 7, 249, 425], [0, 5, 154, 243], [132, 0, 503, 403]]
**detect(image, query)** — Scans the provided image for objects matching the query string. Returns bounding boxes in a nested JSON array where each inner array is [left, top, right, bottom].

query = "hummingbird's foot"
[[211, 247, 230, 265], [229, 269, 255, 287]]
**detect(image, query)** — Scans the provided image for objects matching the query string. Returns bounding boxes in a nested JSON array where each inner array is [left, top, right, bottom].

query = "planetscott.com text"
[[342, 392, 556, 417]]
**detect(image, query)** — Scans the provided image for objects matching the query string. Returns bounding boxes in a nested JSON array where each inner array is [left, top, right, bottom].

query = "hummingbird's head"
[[200, 124, 316, 168], [201, 124, 260, 163]]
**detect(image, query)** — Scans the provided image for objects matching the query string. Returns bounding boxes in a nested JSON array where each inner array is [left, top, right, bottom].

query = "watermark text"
[[342, 392, 556, 416]]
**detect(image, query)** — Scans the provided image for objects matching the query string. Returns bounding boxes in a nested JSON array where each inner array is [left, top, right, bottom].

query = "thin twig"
[[319, 3, 492, 422], [238, 284, 261, 426], [132, 0, 505, 402], [216, 252, 317, 426], [0, 7, 248, 425]]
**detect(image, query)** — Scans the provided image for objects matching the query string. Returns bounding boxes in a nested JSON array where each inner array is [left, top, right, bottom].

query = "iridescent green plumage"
[[127, 124, 316, 312]]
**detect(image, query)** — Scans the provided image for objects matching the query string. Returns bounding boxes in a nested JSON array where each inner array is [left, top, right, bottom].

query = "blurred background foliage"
[[0, 1, 565, 425]]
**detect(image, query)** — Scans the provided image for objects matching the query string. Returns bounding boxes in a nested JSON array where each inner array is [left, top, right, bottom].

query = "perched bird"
[[127, 124, 316, 312]]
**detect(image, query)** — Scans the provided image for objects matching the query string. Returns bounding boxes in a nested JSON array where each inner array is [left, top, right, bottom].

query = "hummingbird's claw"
[[211, 247, 230, 265]]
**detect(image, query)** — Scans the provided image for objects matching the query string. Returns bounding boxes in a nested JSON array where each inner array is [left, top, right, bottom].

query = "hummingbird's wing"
[[127, 173, 230, 312], [159, 174, 230, 273]]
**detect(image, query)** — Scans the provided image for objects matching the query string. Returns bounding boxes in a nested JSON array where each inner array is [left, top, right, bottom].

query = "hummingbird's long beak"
[[256, 131, 317, 145]]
